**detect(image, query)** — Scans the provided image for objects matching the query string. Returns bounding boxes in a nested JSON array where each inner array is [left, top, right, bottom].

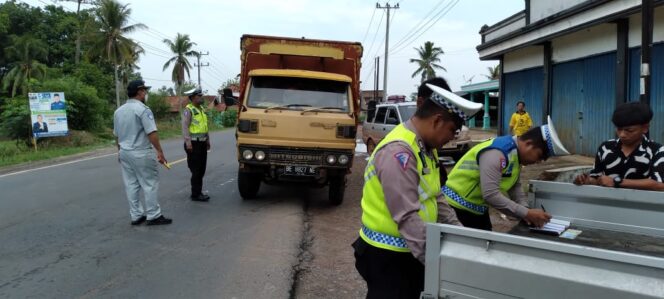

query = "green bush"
[[34, 76, 110, 132], [146, 91, 171, 120], [222, 109, 237, 127], [206, 109, 224, 128], [0, 96, 31, 141]]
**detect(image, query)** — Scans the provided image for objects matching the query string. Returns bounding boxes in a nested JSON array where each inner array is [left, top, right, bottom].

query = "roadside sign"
[[28, 92, 69, 138]]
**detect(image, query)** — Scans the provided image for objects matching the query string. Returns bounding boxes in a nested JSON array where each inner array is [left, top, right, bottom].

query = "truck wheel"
[[328, 175, 346, 206], [238, 172, 261, 199], [366, 139, 376, 155]]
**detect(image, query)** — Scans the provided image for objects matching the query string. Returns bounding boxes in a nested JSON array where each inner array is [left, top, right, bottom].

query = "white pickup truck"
[[422, 180, 664, 299]]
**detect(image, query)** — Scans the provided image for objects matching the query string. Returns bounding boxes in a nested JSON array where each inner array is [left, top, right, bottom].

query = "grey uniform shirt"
[[372, 121, 461, 264], [113, 99, 157, 151], [477, 146, 529, 219]]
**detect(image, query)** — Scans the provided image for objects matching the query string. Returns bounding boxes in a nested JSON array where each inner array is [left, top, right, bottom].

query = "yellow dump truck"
[[235, 34, 363, 205]]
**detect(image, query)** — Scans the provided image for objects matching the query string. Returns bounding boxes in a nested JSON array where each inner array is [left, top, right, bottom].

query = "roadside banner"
[[28, 92, 69, 138]]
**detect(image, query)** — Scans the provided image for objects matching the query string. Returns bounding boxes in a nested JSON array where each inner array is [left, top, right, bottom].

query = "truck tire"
[[328, 175, 346, 206], [238, 172, 261, 199]]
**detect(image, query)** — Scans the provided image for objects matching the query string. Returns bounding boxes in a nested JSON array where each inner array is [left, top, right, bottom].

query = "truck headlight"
[[326, 155, 337, 165], [242, 149, 254, 160], [338, 155, 349, 165], [255, 150, 266, 161]]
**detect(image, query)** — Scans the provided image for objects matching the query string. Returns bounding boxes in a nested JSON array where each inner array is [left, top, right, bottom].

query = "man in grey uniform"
[[114, 80, 172, 226]]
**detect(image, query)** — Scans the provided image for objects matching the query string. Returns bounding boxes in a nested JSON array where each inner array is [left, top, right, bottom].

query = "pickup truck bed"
[[510, 223, 664, 258], [422, 181, 664, 299]]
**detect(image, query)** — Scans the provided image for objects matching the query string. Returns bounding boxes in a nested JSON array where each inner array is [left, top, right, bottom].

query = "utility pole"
[[376, 2, 399, 98], [195, 51, 209, 88], [640, 0, 653, 105]]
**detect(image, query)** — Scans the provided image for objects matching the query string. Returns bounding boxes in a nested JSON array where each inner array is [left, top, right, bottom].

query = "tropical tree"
[[409, 41, 446, 83], [484, 64, 501, 80], [162, 33, 198, 96], [118, 45, 144, 96], [2, 35, 48, 97], [86, 0, 145, 107]]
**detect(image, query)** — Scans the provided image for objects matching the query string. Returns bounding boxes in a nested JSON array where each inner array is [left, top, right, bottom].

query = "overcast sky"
[[24, 0, 523, 97]]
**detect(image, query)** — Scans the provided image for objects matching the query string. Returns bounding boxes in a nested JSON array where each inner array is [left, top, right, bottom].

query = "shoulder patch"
[[500, 157, 507, 169], [147, 111, 154, 120], [394, 152, 412, 170]]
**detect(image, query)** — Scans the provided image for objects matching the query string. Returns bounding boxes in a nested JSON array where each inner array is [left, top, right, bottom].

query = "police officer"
[[114, 80, 172, 226], [182, 88, 211, 201], [443, 116, 569, 230], [353, 79, 482, 298]]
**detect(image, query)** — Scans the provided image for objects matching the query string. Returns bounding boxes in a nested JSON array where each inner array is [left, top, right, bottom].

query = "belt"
[[361, 225, 408, 249], [191, 136, 208, 142], [442, 186, 488, 214]]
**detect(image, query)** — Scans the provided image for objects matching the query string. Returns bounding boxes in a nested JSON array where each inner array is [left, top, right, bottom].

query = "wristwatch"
[[613, 176, 622, 188]]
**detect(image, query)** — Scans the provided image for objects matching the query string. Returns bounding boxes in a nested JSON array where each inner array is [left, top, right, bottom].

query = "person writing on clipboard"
[[443, 116, 571, 231]]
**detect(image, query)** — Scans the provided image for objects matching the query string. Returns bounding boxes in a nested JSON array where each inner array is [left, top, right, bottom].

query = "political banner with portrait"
[[28, 92, 69, 138]]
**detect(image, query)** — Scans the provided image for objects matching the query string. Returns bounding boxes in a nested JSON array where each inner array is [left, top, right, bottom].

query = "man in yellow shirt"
[[509, 101, 532, 136]]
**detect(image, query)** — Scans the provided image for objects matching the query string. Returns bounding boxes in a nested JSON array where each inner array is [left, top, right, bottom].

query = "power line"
[[360, 8, 377, 45], [142, 77, 173, 83], [389, 0, 447, 51], [361, 9, 385, 68], [390, 0, 459, 55]]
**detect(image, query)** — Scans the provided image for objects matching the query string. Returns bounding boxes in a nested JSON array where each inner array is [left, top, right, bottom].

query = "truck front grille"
[[269, 149, 324, 165]]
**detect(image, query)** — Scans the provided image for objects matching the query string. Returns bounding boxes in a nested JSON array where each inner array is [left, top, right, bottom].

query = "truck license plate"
[[285, 165, 316, 176]]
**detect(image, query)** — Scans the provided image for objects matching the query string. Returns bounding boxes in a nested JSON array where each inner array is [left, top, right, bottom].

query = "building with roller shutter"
[[478, 0, 664, 155]]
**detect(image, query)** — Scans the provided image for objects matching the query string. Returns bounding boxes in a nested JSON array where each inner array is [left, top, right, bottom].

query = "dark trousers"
[[352, 237, 424, 299], [185, 141, 208, 196], [452, 206, 492, 231]]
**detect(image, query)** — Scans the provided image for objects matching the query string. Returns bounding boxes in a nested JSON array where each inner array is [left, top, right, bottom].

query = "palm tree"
[[162, 33, 198, 96], [86, 0, 145, 107], [2, 35, 48, 97], [119, 45, 145, 98], [484, 64, 501, 80], [409, 41, 446, 83]]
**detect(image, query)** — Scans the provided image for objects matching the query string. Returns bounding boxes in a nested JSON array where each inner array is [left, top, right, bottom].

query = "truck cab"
[[236, 35, 362, 205]]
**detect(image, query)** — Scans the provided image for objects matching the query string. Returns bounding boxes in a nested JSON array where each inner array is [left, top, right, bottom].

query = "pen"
[[540, 204, 546, 213]]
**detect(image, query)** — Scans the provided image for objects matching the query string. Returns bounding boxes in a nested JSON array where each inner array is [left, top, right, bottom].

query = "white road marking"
[[0, 152, 118, 178], [219, 178, 235, 187]]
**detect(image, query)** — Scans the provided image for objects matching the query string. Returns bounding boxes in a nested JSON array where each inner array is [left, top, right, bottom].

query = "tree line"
[[0, 0, 231, 143]]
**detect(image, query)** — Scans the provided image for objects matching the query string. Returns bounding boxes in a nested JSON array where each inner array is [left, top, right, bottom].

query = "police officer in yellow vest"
[[182, 88, 211, 202], [444, 116, 570, 230], [353, 79, 482, 299]]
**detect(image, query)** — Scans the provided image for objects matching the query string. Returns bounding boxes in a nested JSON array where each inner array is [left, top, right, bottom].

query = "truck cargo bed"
[[509, 223, 664, 258], [422, 181, 664, 299]]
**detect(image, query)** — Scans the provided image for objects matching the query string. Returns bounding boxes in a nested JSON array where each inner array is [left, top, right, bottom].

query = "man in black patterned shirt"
[[574, 102, 664, 191]]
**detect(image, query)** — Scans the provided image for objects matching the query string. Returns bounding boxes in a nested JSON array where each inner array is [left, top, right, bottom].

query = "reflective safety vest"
[[359, 124, 440, 253], [444, 136, 520, 215], [186, 103, 208, 136]]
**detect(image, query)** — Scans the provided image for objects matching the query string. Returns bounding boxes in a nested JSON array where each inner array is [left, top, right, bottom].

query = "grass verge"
[[0, 119, 230, 169]]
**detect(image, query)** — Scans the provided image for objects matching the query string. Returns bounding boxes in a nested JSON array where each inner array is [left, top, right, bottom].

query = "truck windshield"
[[248, 76, 350, 111]]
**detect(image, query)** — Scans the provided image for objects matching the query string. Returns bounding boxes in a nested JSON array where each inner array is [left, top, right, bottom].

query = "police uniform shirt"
[[113, 99, 157, 150], [371, 120, 461, 263], [591, 136, 664, 182], [477, 146, 529, 218]]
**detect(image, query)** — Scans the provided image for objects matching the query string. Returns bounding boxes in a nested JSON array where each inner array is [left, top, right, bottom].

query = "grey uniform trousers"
[[119, 149, 162, 220]]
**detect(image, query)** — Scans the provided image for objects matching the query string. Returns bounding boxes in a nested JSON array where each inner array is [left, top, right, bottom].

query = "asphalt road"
[[0, 130, 326, 298]]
